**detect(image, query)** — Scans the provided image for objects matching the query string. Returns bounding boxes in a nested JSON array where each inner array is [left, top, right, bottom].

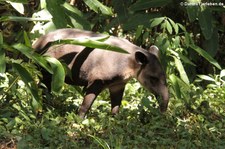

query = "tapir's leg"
[[78, 80, 104, 119], [109, 84, 125, 115]]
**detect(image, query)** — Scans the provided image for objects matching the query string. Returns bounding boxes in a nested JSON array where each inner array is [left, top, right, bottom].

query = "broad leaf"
[[45, 57, 65, 93], [203, 28, 219, 57], [173, 56, 190, 84], [198, 8, 214, 40], [13, 44, 52, 73], [12, 63, 42, 113], [23, 31, 31, 47], [46, 0, 68, 28], [198, 75, 215, 82], [48, 37, 129, 54], [124, 13, 160, 30], [135, 25, 144, 41], [168, 18, 179, 34], [220, 70, 225, 78], [190, 45, 221, 69], [165, 20, 173, 34], [63, 2, 91, 30], [186, 4, 199, 22], [83, 0, 113, 16], [4, 0, 27, 3], [150, 17, 165, 28], [169, 74, 181, 99], [7, 1, 25, 14]]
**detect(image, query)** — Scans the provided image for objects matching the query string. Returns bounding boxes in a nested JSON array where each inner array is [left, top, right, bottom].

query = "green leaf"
[[63, 2, 91, 30], [169, 74, 181, 99], [190, 45, 221, 69], [186, 4, 199, 22], [48, 37, 129, 54], [150, 17, 165, 28], [220, 70, 225, 78], [179, 54, 196, 66], [0, 32, 5, 73], [177, 23, 187, 32], [0, 16, 50, 22], [198, 8, 214, 40], [5, 0, 27, 3], [165, 20, 173, 34], [12, 63, 42, 113], [7, 1, 25, 14], [135, 25, 143, 41], [88, 134, 110, 149], [168, 18, 179, 34], [45, 57, 65, 93], [130, 0, 172, 11], [83, 0, 113, 16], [203, 28, 219, 57], [123, 13, 160, 30], [46, 0, 68, 28], [173, 56, 190, 84], [13, 44, 53, 73], [23, 31, 31, 47], [198, 75, 215, 82]]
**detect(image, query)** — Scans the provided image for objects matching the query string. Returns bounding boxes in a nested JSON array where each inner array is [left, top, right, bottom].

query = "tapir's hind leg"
[[109, 84, 125, 115], [78, 80, 104, 119]]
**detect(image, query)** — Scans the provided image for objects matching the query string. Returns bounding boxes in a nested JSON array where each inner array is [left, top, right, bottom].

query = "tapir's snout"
[[156, 84, 169, 112]]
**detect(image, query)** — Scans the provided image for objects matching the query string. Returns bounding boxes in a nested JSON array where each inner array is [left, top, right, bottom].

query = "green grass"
[[0, 78, 225, 149]]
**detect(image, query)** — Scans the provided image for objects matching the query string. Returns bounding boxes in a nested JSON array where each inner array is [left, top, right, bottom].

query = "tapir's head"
[[135, 45, 169, 112]]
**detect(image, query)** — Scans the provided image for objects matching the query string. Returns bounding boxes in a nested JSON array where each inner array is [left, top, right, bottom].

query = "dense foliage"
[[0, 0, 225, 148]]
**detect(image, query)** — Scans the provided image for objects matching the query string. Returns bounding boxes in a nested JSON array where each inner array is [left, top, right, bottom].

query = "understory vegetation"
[[0, 0, 225, 148]]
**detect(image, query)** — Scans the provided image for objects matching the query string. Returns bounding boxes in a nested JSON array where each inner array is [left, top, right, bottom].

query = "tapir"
[[32, 28, 169, 118]]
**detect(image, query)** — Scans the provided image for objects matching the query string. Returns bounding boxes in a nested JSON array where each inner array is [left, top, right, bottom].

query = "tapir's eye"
[[150, 76, 159, 85]]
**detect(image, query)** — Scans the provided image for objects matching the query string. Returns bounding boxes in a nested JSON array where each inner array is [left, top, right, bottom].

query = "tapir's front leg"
[[78, 80, 104, 119], [109, 84, 125, 115]]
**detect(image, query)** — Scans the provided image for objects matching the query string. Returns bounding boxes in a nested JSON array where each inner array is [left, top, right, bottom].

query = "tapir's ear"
[[135, 51, 148, 65], [148, 45, 159, 58]]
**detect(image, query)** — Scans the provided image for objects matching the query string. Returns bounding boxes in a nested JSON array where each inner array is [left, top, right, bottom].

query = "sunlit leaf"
[[88, 134, 110, 149], [63, 2, 91, 30], [173, 56, 190, 84], [46, 0, 68, 28], [23, 31, 31, 47], [5, 0, 27, 3], [48, 37, 129, 54], [13, 44, 52, 73], [198, 75, 215, 82], [220, 70, 225, 78], [165, 20, 173, 34], [45, 57, 65, 93], [169, 74, 181, 99], [150, 17, 165, 28], [83, 0, 113, 16], [168, 18, 179, 34], [0, 16, 50, 22], [7, 1, 25, 14]]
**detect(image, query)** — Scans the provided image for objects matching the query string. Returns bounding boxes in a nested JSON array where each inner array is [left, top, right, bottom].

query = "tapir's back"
[[32, 29, 142, 84], [33, 29, 141, 55]]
